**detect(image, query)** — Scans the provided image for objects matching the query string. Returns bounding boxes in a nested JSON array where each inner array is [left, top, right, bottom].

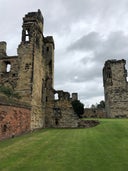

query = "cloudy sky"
[[0, 0, 128, 107]]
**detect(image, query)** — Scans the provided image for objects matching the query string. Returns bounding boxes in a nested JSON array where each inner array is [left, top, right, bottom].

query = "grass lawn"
[[0, 119, 128, 171]]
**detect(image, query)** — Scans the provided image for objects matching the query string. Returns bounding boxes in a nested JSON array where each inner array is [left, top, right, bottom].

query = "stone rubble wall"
[[78, 120, 100, 128], [45, 100, 78, 128], [83, 108, 106, 118], [0, 56, 19, 89]]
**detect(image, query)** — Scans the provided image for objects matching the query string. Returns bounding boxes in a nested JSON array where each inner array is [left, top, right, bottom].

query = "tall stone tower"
[[16, 10, 54, 129], [16, 10, 44, 102], [103, 59, 128, 118]]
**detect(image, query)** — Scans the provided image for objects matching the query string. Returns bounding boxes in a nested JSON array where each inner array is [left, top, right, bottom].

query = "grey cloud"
[[45, 0, 128, 34], [69, 61, 101, 82], [68, 32, 102, 51], [68, 31, 128, 62]]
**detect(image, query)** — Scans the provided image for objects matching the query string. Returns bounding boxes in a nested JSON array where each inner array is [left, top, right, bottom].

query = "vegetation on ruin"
[[0, 119, 128, 171], [0, 85, 21, 99], [71, 100, 84, 117]]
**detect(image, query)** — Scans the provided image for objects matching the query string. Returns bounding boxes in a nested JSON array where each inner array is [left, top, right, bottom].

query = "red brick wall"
[[0, 105, 31, 140]]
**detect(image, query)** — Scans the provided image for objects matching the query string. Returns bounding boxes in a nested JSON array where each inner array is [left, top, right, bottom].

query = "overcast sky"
[[0, 0, 128, 107]]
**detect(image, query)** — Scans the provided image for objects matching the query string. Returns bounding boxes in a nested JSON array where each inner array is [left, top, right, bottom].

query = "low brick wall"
[[0, 104, 31, 140]]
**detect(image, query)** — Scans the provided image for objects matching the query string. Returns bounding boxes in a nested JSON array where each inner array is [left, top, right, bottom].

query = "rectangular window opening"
[[46, 47, 49, 51], [6, 63, 11, 72]]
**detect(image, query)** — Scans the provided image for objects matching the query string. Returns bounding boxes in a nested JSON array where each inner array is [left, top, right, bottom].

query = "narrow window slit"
[[6, 63, 11, 72]]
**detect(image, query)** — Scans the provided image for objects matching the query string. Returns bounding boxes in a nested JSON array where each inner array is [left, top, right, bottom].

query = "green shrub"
[[71, 100, 84, 118], [0, 85, 21, 99]]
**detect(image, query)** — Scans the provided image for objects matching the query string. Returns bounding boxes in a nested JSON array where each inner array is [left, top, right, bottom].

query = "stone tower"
[[0, 10, 79, 140], [0, 10, 55, 130], [16, 10, 44, 103], [17, 10, 54, 129], [17, 10, 45, 129], [103, 59, 128, 118]]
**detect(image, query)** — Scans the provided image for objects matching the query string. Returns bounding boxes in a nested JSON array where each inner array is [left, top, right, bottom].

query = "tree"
[[71, 100, 84, 118], [91, 101, 105, 109], [91, 104, 96, 109], [97, 100, 105, 109]]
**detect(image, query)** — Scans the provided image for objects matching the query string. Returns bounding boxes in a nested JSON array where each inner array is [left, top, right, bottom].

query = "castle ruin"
[[1, 9, 126, 140], [103, 59, 128, 118], [0, 10, 78, 140]]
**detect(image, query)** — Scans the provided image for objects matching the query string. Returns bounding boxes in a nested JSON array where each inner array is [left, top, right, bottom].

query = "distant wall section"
[[83, 108, 106, 118]]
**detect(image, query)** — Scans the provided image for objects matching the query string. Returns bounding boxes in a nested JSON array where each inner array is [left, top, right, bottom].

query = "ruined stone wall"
[[43, 36, 55, 102], [45, 101, 78, 128], [105, 88, 128, 118], [30, 26, 55, 130], [17, 10, 46, 129], [0, 42, 7, 57], [0, 104, 30, 140], [103, 59, 128, 118], [0, 56, 19, 89], [60, 109, 78, 128], [16, 43, 33, 103], [83, 108, 106, 118], [16, 10, 44, 104], [45, 91, 78, 128], [30, 45, 45, 129]]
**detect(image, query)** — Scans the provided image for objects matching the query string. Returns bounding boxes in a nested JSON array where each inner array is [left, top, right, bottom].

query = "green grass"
[[0, 119, 128, 171]]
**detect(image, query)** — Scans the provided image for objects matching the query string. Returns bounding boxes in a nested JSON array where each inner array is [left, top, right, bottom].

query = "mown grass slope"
[[0, 119, 128, 171]]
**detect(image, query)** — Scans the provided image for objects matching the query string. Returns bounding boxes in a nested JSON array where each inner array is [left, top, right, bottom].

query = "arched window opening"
[[54, 93, 59, 100]]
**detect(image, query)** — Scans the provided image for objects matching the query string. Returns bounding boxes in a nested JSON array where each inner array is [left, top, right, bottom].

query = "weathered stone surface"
[[45, 99, 78, 128], [103, 59, 128, 118], [83, 108, 106, 118], [0, 42, 7, 57], [78, 120, 100, 128]]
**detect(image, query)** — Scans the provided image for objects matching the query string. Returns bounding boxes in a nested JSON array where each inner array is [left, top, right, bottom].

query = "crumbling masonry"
[[103, 59, 128, 118], [0, 10, 78, 140]]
